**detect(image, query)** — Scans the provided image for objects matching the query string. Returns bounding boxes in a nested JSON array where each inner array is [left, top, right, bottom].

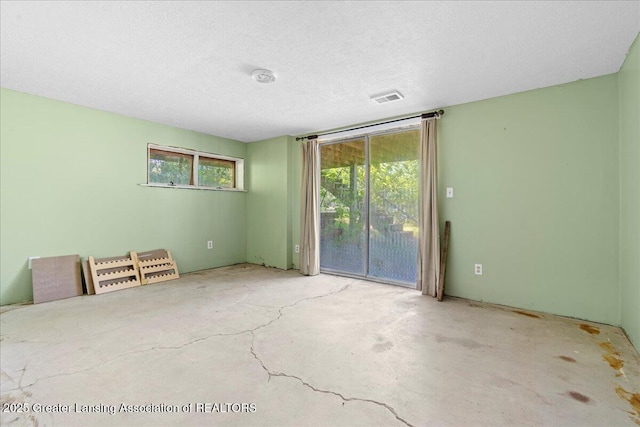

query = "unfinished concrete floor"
[[1, 264, 639, 427]]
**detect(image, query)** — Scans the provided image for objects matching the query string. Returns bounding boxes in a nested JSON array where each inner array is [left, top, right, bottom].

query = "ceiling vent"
[[371, 91, 404, 104]]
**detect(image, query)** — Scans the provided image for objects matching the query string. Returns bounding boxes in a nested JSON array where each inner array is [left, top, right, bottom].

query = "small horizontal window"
[[147, 144, 244, 190], [199, 156, 235, 189], [149, 148, 194, 186]]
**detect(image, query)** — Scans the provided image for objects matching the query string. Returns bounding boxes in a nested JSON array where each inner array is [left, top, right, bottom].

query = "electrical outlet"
[[207, 241, 213, 249], [28, 256, 40, 269], [475, 264, 483, 276], [446, 187, 454, 198], [295, 245, 300, 253]]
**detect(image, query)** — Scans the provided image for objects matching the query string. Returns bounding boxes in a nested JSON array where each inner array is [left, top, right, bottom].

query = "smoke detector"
[[252, 69, 276, 84], [371, 91, 404, 104]]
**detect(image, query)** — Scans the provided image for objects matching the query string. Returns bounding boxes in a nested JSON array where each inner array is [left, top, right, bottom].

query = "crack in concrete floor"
[[246, 283, 415, 427], [5, 284, 351, 387], [249, 331, 414, 427], [5, 282, 415, 426]]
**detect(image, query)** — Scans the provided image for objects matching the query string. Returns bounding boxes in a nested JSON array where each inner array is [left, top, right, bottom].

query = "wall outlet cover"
[[475, 264, 483, 276]]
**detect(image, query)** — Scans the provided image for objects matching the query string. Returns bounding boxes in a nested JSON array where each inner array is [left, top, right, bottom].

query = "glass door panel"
[[368, 130, 420, 284], [320, 139, 367, 275]]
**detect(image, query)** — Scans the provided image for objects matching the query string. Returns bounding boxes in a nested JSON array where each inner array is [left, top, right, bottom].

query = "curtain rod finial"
[[296, 135, 318, 142], [438, 110, 444, 116]]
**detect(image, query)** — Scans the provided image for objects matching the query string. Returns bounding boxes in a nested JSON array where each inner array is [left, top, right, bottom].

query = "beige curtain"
[[417, 118, 440, 296], [300, 139, 320, 275]]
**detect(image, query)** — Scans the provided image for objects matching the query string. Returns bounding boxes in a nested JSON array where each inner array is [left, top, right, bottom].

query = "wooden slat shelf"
[[132, 249, 180, 285], [87, 249, 179, 295], [88, 254, 141, 295]]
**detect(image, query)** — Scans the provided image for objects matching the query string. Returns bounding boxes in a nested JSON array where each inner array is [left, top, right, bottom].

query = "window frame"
[[144, 143, 245, 191]]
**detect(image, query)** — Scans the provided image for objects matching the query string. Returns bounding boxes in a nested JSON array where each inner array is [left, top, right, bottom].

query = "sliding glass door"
[[320, 128, 419, 286], [320, 138, 366, 275], [368, 129, 420, 283]]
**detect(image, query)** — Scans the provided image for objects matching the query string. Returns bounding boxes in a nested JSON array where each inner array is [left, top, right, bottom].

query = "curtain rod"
[[295, 109, 444, 142]]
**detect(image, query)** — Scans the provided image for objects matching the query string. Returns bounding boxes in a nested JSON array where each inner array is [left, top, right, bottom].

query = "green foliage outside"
[[320, 160, 418, 240], [199, 163, 234, 188], [149, 152, 234, 188], [149, 155, 193, 185]]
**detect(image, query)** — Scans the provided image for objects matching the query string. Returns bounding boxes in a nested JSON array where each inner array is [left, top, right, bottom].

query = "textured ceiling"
[[1, 1, 638, 142]]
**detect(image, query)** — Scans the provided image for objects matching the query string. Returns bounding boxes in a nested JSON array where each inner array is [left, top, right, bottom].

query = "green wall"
[[618, 34, 640, 348], [438, 75, 620, 325], [246, 136, 299, 270], [0, 88, 247, 305]]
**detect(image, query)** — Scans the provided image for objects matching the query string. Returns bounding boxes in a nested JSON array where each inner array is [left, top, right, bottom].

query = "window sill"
[[139, 183, 247, 192]]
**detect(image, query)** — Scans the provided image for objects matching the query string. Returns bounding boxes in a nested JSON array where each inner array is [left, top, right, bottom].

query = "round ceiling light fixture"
[[251, 69, 276, 84]]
